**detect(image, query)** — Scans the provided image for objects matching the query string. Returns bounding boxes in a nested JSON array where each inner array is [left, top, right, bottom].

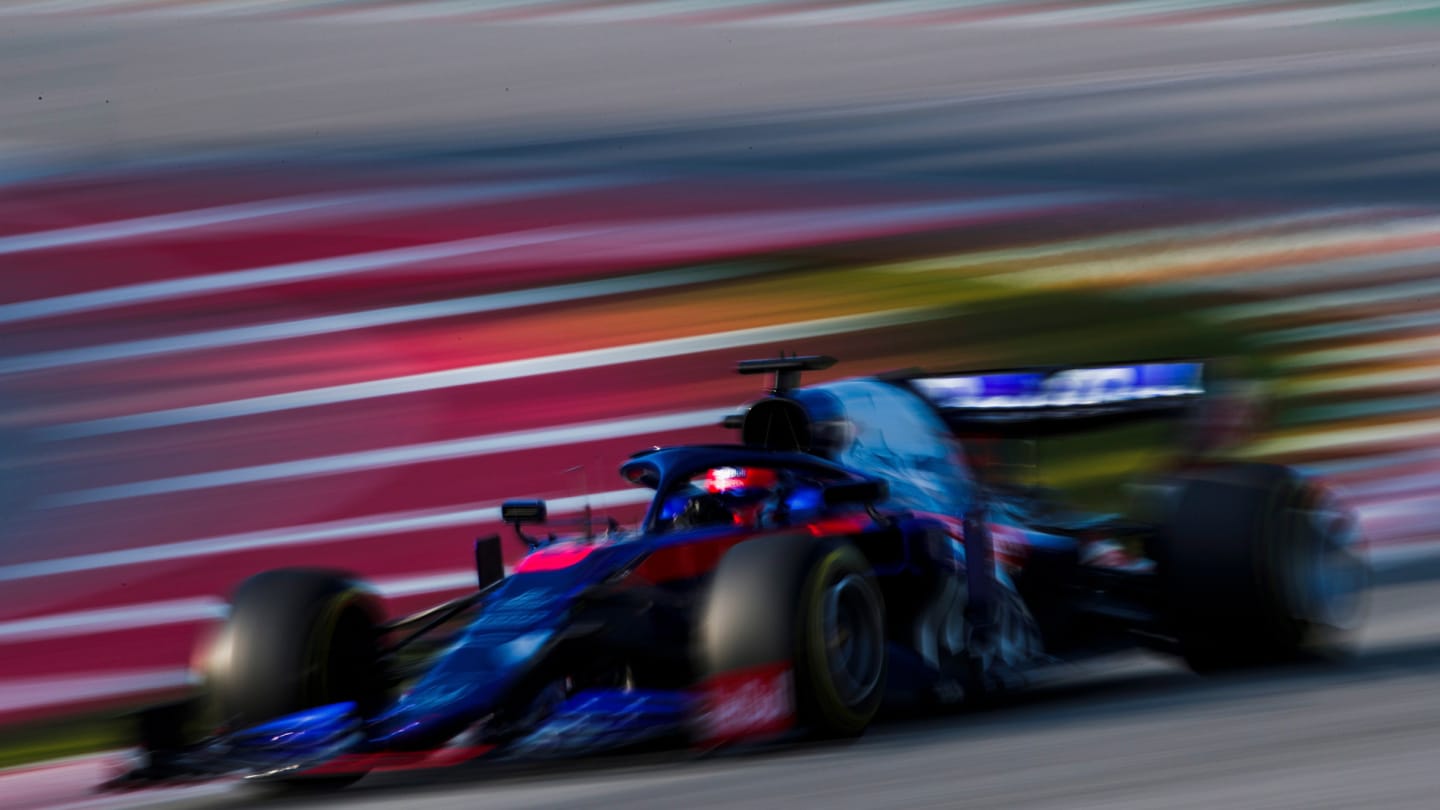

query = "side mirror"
[[501, 499, 547, 524], [823, 479, 888, 507], [501, 499, 548, 550]]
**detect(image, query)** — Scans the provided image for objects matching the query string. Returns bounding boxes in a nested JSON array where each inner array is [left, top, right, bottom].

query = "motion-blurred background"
[[3, 1, 1440, 805]]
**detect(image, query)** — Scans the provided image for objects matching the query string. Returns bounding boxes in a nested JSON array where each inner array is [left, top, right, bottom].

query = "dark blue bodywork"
[[111, 362, 1220, 788], [189, 443, 1090, 781]]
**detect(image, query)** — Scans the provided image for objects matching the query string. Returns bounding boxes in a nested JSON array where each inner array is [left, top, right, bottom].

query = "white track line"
[[0, 175, 626, 257], [0, 191, 1100, 327], [0, 225, 605, 326], [0, 567, 495, 644], [49, 408, 727, 505], [0, 489, 653, 583], [0, 263, 777, 374], [0, 567, 510, 645], [0, 598, 225, 644], [0, 668, 194, 715], [374, 568, 491, 598], [44, 306, 933, 439]]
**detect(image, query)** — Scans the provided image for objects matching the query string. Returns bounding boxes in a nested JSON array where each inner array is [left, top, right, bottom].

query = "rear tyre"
[[701, 534, 887, 738], [202, 568, 388, 788], [1155, 463, 1370, 672]]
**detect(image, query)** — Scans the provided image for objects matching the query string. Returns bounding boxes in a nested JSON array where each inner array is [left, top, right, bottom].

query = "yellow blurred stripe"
[[1281, 361, 1440, 396], [1245, 414, 1440, 458], [1279, 332, 1440, 370]]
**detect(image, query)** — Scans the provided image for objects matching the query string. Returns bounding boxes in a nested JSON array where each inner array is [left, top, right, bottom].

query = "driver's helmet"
[[662, 467, 781, 530], [703, 466, 779, 498]]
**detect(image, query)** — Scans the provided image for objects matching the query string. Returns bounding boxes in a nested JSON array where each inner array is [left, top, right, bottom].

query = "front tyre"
[[202, 568, 388, 789], [701, 534, 887, 738]]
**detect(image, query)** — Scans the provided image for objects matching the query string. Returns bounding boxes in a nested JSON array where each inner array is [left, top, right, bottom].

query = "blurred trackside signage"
[[911, 362, 1205, 411]]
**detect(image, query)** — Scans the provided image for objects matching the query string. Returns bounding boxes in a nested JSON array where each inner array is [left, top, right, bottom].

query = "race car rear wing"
[[895, 360, 1206, 434]]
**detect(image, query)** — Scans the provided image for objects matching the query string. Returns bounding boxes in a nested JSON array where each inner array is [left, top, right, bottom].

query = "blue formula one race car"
[[103, 355, 1371, 792]]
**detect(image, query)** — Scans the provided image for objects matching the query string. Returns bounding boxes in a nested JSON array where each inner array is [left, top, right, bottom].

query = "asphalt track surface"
[[39, 568, 1440, 810], [5, 13, 1440, 807]]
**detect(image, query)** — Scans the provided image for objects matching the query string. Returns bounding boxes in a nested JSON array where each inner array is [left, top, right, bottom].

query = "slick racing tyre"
[[1156, 463, 1370, 672], [701, 533, 887, 738], [201, 568, 388, 788]]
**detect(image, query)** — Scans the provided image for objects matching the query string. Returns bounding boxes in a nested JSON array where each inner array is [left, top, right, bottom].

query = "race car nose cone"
[[366, 629, 555, 750]]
